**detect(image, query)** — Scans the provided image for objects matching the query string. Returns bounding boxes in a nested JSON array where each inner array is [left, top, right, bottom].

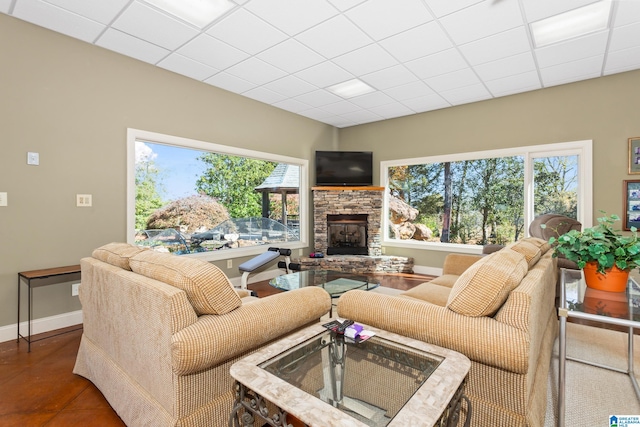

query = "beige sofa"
[[73, 243, 331, 427], [338, 237, 558, 427]]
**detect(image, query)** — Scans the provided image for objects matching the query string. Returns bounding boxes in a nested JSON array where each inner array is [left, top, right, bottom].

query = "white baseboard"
[[229, 269, 283, 288], [0, 310, 83, 344], [413, 265, 443, 277]]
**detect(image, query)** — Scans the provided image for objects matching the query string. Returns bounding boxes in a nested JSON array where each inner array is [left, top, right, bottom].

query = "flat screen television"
[[315, 151, 373, 186]]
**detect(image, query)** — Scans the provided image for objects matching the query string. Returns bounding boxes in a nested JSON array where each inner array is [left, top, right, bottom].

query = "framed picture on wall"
[[629, 137, 640, 174], [624, 180, 640, 230]]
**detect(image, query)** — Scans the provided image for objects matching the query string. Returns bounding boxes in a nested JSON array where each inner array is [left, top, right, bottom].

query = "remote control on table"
[[336, 319, 354, 334]]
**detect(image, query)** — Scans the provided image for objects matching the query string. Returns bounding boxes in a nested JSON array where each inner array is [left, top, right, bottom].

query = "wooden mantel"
[[312, 186, 385, 191]]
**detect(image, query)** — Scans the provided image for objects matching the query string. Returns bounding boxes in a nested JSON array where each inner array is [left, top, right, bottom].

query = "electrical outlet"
[[227, 259, 233, 269], [381, 247, 386, 254], [71, 283, 80, 296], [298, 249, 303, 256], [0, 192, 7, 207]]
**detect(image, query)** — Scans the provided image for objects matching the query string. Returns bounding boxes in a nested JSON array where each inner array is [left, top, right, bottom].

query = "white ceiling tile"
[[458, 26, 531, 66], [243, 86, 287, 104], [225, 57, 288, 85], [405, 48, 468, 80], [379, 22, 452, 63], [474, 52, 536, 82], [319, 100, 361, 115], [540, 55, 604, 87], [609, 22, 640, 52], [324, 116, 357, 128], [297, 15, 372, 59], [262, 75, 317, 98], [485, 70, 542, 97], [42, 0, 130, 25], [424, 67, 480, 92], [295, 61, 354, 88], [0, 0, 11, 13], [439, 83, 491, 105], [157, 53, 217, 81], [177, 34, 249, 70], [423, 0, 483, 19], [244, 0, 338, 36], [439, 0, 523, 45], [520, 0, 601, 23], [536, 31, 608, 68], [273, 98, 313, 113], [112, 1, 199, 50], [206, 9, 288, 55], [333, 44, 398, 76], [368, 102, 416, 119], [96, 28, 169, 64], [385, 81, 435, 101], [361, 65, 419, 90], [402, 93, 450, 113], [604, 45, 640, 75], [257, 39, 324, 74], [295, 90, 343, 107], [340, 109, 383, 124], [345, 0, 433, 41], [326, 0, 366, 12], [204, 72, 256, 93], [613, 0, 640, 27], [349, 92, 395, 108], [12, 0, 105, 42], [298, 108, 337, 121]]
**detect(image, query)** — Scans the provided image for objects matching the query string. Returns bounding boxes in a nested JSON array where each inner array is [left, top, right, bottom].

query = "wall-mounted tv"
[[315, 151, 373, 186]]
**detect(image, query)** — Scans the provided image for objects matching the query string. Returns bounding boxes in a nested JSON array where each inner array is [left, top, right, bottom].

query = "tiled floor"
[[0, 273, 432, 426]]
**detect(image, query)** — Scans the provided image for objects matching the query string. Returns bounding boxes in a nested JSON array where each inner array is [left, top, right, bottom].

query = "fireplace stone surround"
[[295, 187, 413, 274]]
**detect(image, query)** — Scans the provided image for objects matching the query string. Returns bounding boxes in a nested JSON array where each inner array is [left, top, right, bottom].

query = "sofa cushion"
[[507, 237, 549, 269], [129, 250, 241, 315], [446, 248, 528, 317], [92, 242, 146, 271]]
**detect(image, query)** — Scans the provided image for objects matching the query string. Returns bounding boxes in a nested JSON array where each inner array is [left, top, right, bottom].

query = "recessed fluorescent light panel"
[[145, 0, 236, 28], [328, 79, 375, 98], [531, 0, 612, 48]]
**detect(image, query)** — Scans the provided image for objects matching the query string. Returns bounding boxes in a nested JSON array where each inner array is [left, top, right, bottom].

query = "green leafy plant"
[[548, 213, 640, 273]]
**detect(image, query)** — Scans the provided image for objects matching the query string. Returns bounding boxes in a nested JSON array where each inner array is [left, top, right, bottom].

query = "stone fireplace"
[[298, 187, 413, 274]]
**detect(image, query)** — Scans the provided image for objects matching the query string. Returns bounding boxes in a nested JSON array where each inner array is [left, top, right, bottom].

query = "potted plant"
[[548, 213, 640, 292]]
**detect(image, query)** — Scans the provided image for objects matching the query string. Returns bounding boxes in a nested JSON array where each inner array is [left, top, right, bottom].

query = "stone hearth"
[[298, 187, 413, 274]]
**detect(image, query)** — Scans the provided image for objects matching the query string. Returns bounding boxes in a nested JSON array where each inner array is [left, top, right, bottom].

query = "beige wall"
[[0, 15, 335, 330], [339, 69, 640, 268]]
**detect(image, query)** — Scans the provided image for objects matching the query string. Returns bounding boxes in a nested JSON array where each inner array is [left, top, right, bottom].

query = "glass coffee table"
[[557, 268, 640, 427], [270, 270, 380, 316], [229, 323, 471, 427]]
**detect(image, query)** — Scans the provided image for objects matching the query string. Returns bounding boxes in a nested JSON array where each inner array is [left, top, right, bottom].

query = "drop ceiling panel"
[[3, 0, 640, 128], [206, 9, 288, 55], [42, 0, 131, 25], [344, 0, 433, 41], [13, 0, 105, 42], [296, 15, 372, 59], [379, 22, 453, 63], [438, 0, 523, 45], [97, 28, 170, 64]]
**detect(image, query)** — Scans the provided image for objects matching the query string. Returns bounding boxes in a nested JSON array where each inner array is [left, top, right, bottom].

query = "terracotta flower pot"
[[582, 261, 630, 292], [583, 287, 629, 318]]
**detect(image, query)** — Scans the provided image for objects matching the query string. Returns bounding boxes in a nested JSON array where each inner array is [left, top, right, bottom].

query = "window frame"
[[380, 140, 593, 254], [126, 128, 309, 261]]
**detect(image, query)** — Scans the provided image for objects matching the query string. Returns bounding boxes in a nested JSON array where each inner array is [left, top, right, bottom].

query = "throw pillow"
[[507, 237, 548, 269], [92, 242, 146, 271], [446, 248, 528, 317], [129, 250, 241, 316]]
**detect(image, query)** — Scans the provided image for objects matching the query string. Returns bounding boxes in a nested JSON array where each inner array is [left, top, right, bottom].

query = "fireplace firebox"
[[327, 214, 368, 255]]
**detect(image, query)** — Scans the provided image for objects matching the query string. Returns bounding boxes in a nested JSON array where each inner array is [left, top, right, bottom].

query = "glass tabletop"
[[259, 330, 443, 427], [561, 268, 640, 323], [269, 270, 379, 297]]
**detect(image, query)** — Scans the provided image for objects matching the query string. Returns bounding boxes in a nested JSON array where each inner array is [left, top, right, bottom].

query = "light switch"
[[27, 152, 39, 165], [76, 194, 92, 207], [0, 192, 7, 206]]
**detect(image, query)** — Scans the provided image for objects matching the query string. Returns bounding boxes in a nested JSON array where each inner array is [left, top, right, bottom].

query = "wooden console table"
[[17, 265, 81, 352]]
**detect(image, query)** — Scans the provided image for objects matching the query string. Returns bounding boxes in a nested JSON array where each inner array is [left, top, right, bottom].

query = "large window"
[[381, 140, 592, 253], [127, 129, 308, 260]]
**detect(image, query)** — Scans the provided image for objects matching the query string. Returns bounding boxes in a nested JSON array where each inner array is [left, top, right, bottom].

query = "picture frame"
[[628, 137, 640, 174], [623, 180, 640, 230]]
